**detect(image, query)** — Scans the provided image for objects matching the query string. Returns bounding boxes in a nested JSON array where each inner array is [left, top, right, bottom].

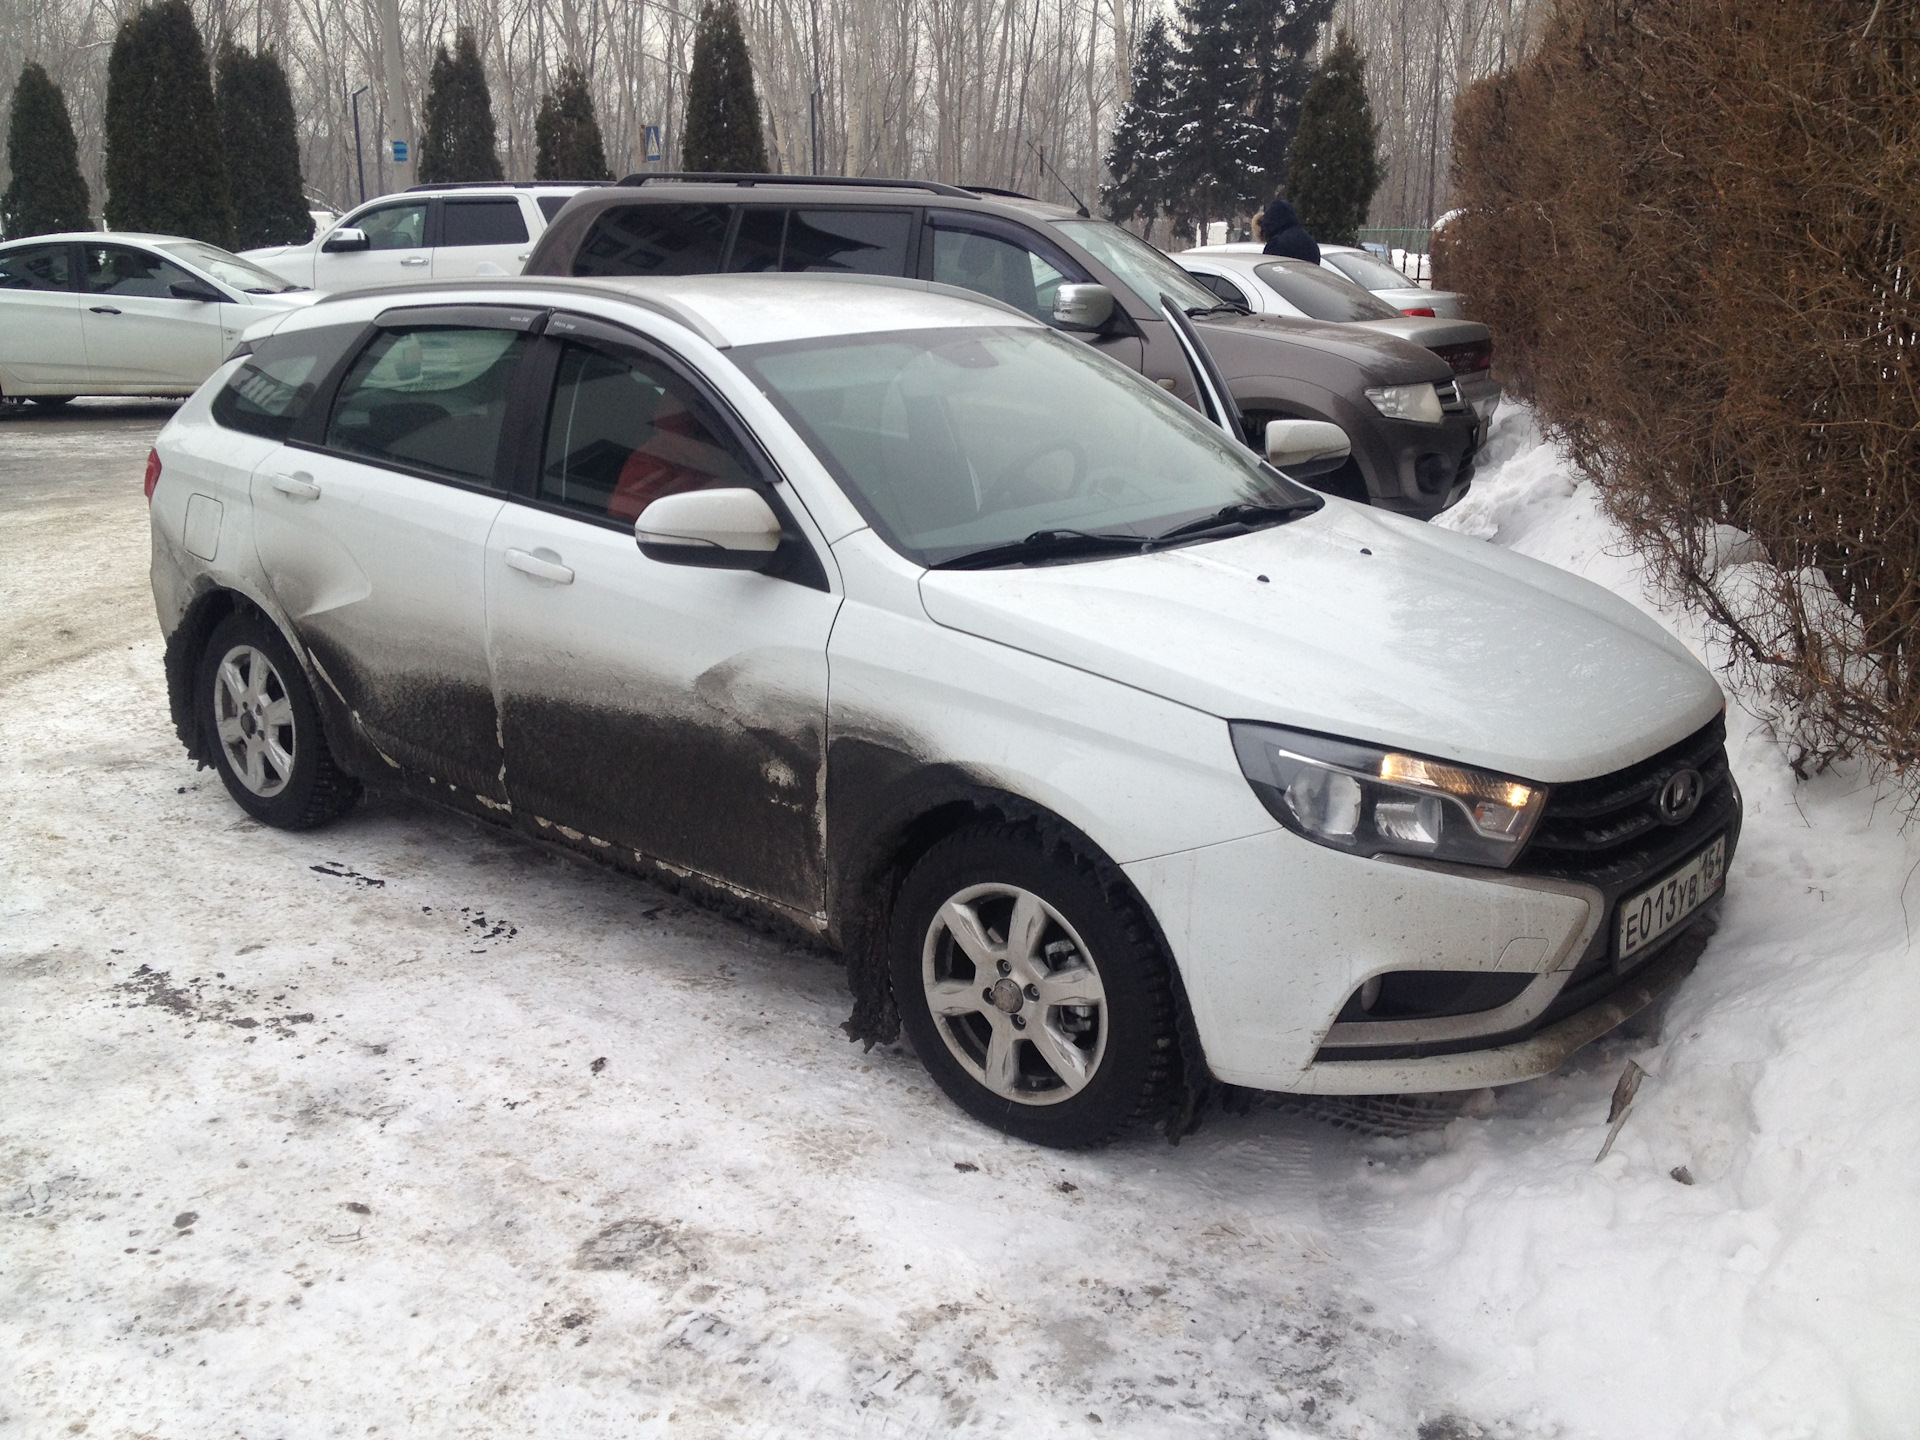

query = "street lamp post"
[[350, 85, 369, 205]]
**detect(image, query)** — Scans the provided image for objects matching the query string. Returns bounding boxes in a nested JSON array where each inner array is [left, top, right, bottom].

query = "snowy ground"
[[2, 397, 1915, 1440]]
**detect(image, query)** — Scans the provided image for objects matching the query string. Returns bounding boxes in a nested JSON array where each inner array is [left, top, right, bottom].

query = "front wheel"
[[28, 395, 75, 409], [890, 822, 1176, 1148], [197, 610, 360, 829]]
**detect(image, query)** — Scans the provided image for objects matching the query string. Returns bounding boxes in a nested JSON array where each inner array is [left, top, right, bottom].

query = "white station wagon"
[[147, 274, 1739, 1146]]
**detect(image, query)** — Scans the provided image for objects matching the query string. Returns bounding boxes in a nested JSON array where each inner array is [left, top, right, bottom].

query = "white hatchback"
[[0, 233, 314, 403], [147, 274, 1740, 1146]]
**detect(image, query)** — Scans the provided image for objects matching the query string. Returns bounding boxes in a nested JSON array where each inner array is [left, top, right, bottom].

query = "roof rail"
[[404, 180, 610, 193], [614, 171, 978, 199], [958, 185, 1034, 200]]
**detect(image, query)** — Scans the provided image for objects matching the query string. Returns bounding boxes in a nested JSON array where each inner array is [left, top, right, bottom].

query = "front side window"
[[735, 325, 1314, 566], [1255, 260, 1401, 322], [573, 203, 731, 276], [211, 324, 359, 440], [540, 342, 755, 523], [326, 325, 529, 484], [354, 203, 428, 251], [441, 199, 529, 248], [0, 244, 72, 291], [84, 245, 201, 299], [930, 224, 1072, 323]]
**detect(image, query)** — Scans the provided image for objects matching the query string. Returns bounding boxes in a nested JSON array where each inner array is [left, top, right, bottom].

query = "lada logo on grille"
[[1657, 768, 1705, 825]]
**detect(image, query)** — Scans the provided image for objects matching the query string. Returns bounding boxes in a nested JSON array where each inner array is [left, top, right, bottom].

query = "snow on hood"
[[917, 498, 1722, 784]]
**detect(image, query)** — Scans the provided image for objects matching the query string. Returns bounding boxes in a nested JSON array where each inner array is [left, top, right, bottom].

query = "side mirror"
[[169, 280, 224, 303], [635, 487, 783, 570], [1264, 418, 1351, 478], [322, 227, 369, 253], [1052, 283, 1115, 331]]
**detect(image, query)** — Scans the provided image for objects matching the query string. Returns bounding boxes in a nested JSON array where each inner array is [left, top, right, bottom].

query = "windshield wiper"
[[1146, 500, 1321, 546], [931, 528, 1147, 570], [1185, 301, 1250, 318]]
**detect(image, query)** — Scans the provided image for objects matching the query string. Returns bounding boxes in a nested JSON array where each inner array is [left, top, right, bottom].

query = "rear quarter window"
[[573, 203, 731, 276], [211, 324, 362, 441], [441, 199, 529, 247]]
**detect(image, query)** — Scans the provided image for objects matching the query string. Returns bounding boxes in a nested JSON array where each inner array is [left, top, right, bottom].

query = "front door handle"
[[89, 305, 122, 315], [504, 547, 575, 584], [516, 252, 531, 262], [268, 472, 321, 501], [402, 255, 429, 266]]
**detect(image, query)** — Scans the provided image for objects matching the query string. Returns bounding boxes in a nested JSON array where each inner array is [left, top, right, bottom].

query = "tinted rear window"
[[1254, 260, 1400, 321], [783, 209, 911, 275], [326, 326, 530, 485], [537, 195, 571, 223], [211, 323, 361, 441], [441, 199, 529, 247], [573, 204, 731, 276]]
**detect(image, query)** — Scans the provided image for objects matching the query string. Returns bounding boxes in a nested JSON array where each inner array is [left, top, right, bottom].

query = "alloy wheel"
[[212, 644, 298, 798]]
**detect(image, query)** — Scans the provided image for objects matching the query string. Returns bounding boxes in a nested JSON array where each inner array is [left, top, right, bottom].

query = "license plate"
[[1618, 835, 1726, 961]]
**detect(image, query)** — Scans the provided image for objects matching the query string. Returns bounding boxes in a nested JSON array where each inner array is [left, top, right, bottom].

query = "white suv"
[[241, 183, 597, 293], [148, 273, 1739, 1146]]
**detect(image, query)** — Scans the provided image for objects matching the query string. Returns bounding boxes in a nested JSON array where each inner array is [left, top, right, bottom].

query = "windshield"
[[1254, 260, 1400, 322], [735, 326, 1316, 567], [158, 240, 305, 293], [1050, 219, 1224, 315], [1324, 250, 1421, 291]]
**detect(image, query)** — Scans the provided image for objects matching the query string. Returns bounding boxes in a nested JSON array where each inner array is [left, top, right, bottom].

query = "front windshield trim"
[[731, 324, 1320, 570], [1049, 218, 1225, 316]]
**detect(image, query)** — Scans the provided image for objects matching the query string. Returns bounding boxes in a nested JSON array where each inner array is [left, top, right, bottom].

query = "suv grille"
[[1435, 379, 1471, 415]]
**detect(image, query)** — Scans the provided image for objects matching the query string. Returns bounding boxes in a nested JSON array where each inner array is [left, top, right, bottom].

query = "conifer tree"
[[218, 44, 312, 249], [105, 0, 233, 243], [3, 62, 90, 237], [682, 0, 769, 173], [1102, 18, 1179, 227], [1166, 0, 1268, 229], [1288, 29, 1379, 244], [418, 29, 504, 184], [1244, 0, 1335, 196], [535, 63, 611, 180]]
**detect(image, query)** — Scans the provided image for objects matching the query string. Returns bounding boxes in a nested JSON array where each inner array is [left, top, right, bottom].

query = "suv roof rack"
[[404, 180, 609, 193], [615, 171, 978, 199], [958, 185, 1034, 200]]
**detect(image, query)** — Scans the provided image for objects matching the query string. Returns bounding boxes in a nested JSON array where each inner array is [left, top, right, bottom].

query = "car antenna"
[[1025, 139, 1091, 218]]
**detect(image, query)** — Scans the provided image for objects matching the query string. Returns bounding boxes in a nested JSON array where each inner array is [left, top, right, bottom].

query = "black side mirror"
[[169, 281, 224, 303]]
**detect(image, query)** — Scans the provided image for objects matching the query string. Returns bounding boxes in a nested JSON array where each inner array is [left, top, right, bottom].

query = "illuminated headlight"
[[1364, 382, 1444, 423], [1229, 722, 1547, 867]]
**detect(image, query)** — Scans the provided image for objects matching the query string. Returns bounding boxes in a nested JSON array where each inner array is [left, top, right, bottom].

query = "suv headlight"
[[1230, 722, 1547, 868], [1364, 382, 1444, 423]]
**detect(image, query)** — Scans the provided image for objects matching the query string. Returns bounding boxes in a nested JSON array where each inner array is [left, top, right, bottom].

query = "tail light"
[[144, 448, 162, 501], [1432, 338, 1495, 375], [1402, 306, 1436, 317]]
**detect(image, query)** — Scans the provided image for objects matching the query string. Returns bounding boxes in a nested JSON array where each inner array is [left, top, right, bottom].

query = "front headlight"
[[1230, 722, 1547, 868], [1364, 382, 1444, 423]]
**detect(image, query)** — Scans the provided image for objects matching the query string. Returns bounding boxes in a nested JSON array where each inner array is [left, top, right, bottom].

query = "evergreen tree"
[[418, 29, 504, 184], [217, 44, 312, 249], [534, 63, 611, 181], [3, 62, 90, 237], [682, 0, 768, 173], [105, 0, 233, 243], [1288, 29, 1379, 244], [1101, 18, 1179, 227], [1244, 0, 1335, 197]]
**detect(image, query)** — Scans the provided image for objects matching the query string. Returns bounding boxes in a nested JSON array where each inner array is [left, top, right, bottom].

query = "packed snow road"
[[3, 399, 1915, 1439]]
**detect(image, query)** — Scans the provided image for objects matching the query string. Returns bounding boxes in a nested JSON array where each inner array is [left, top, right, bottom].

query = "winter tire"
[[890, 821, 1176, 1148], [198, 610, 360, 829]]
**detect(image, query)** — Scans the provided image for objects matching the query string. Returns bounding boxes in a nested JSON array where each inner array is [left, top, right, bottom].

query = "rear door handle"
[[402, 255, 429, 266], [89, 305, 122, 315], [268, 472, 320, 501], [504, 548, 574, 584]]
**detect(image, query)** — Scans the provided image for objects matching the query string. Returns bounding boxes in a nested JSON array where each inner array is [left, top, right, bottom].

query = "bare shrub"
[[1437, 0, 1920, 782]]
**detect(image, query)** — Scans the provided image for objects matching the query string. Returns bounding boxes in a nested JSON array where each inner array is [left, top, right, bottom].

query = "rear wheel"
[[890, 822, 1175, 1148], [197, 611, 359, 829]]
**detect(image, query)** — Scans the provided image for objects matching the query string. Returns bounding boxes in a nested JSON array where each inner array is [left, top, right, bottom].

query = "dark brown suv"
[[525, 176, 1483, 518]]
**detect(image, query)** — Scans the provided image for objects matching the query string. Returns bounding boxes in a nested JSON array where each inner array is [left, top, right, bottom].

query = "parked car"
[[1186, 240, 1465, 318], [1175, 250, 1500, 423], [0, 232, 315, 404], [150, 273, 1738, 1148], [525, 177, 1481, 518], [243, 182, 602, 293]]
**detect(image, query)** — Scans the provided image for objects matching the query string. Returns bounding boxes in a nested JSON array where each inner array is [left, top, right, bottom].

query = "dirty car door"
[[251, 307, 538, 805], [485, 321, 838, 920]]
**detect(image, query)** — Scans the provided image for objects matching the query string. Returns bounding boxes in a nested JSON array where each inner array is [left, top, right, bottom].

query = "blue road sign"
[[391, 140, 409, 163], [644, 125, 662, 164]]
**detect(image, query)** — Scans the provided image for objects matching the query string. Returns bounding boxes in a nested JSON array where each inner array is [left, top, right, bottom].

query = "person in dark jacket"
[[1256, 196, 1320, 265]]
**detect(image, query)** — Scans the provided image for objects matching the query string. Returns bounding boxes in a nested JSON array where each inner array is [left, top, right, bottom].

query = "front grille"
[[1435, 379, 1471, 414]]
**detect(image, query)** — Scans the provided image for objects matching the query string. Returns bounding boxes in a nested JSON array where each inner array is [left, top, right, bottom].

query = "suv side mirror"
[[1264, 419, 1351, 477], [322, 227, 369, 253], [169, 280, 225, 303], [635, 488, 783, 570], [1052, 283, 1115, 331]]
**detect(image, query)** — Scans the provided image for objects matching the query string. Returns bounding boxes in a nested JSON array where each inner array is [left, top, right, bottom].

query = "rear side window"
[[441, 199, 529, 247], [540, 342, 755, 523], [783, 210, 911, 275], [726, 207, 785, 272], [573, 204, 731, 276], [211, 324, 359, 440], [326, 326, 530, 485], [0, 244, 73, 291]]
